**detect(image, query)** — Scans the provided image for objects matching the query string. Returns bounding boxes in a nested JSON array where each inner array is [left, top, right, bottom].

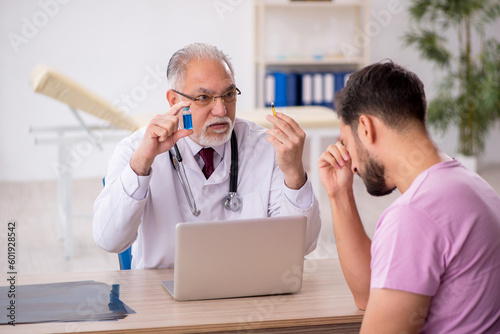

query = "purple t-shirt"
[[371, 159, 500, 333]]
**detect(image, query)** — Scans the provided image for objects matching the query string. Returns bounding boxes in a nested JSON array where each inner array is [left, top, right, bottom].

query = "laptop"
[[162, 215, 307, 301]]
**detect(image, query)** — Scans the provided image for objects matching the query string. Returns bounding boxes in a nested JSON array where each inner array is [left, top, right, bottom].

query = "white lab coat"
[[93, 118, 321, 269]]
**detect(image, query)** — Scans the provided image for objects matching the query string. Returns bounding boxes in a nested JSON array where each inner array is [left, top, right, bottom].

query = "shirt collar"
[[184, 136, 226, 158]]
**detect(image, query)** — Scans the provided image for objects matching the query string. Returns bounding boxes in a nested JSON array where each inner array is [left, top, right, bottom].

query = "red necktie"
[[199, 148, 215, 179]]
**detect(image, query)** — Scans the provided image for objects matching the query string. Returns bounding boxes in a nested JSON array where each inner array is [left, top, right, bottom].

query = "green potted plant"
[[404, 0, 500, 171]]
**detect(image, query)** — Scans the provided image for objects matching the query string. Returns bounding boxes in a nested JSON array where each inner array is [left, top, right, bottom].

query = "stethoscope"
[[169, 131, 241, 216]]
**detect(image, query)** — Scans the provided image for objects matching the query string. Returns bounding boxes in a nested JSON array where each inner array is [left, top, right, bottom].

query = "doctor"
[[93, 43, 321, 269]]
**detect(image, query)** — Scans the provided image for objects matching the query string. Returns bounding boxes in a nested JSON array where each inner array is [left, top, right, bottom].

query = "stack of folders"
[[265, 71, 352, 109]]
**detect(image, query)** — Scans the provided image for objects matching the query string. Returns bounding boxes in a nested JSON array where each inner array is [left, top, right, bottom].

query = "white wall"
[[0, 0, 498, 182]]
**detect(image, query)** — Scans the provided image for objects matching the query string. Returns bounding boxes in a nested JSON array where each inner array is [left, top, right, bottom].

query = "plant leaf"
[[404, 29, 451, 68]]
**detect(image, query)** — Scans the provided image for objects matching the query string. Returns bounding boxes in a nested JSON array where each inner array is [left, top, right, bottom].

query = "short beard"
[[355, 136, 396, 197], [190, 116, 234, 147], [361, 158, 396, 197]]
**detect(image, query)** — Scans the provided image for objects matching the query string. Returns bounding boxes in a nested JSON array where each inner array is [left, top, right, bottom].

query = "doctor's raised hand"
[[266, 112, 307, 190], [130, 101, 193, 176]]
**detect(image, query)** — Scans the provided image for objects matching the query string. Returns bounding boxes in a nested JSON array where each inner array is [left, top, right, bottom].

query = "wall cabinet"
[[255, 0, 371, 108]]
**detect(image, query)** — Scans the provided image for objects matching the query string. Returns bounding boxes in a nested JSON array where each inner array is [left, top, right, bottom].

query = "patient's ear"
[[166, 90, 177, 107], [358, 115, 376, 145]]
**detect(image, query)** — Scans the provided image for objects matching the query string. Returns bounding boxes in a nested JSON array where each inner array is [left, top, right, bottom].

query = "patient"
[[93, 43, 321, 269], [318, 61, 500, 333]]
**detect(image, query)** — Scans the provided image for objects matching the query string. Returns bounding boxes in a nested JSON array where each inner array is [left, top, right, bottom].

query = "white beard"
[[190, 116, 234, 147]]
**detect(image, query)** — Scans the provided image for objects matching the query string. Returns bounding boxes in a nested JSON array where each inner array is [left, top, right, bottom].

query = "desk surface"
[[4, 258, 363, 334]]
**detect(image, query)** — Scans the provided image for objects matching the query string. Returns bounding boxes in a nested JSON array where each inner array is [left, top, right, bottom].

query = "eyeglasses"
[[172, 88, 241, 107]]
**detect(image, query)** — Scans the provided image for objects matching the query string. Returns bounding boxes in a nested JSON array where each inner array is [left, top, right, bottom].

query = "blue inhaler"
[[182, 106, 193, 130]]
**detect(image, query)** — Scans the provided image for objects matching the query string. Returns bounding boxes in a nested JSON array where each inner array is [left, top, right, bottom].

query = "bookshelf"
[[255, 0, 371, 107]]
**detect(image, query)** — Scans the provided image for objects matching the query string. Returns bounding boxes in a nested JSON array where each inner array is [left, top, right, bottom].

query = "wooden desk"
[[3, 258, 363, 333], [237, 106, 340, 192]]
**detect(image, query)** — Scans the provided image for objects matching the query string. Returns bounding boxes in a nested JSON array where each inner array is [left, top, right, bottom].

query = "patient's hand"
[[318, 141, 354, 198], [130, 101, 193, 176]]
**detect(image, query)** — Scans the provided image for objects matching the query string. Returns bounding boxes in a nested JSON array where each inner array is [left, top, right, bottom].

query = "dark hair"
[[335, 60, 427, 132]]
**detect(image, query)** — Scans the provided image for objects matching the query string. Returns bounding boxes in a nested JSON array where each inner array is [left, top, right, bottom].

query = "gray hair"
[[166, 43, 235, 90]]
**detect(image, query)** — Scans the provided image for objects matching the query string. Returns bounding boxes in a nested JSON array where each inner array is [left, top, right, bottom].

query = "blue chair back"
[[118, 247, 133, 270], [102, 177, 133, 270]]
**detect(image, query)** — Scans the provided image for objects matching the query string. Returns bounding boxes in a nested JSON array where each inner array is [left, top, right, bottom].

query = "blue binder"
[[273, 72, 299, 107], [286, 73, 299, 107], [274, 72, 287, 107]]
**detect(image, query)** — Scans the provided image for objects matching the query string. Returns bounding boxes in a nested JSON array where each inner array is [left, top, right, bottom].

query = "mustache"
[[205, 116, 231, 126], [203, 116, 232, 130]]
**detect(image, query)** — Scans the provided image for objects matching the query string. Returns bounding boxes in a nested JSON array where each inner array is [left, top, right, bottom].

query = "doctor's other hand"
[[130, 101, 194, 176], [318, 142, 354, 198], [266, 112, 307, 190]]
